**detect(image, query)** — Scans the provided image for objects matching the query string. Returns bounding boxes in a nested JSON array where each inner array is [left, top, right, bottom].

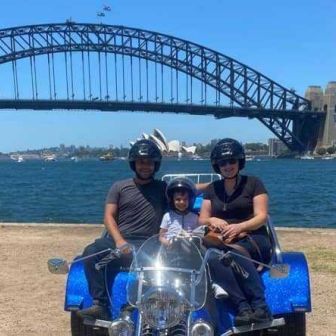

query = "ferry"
[[43, 154, 57, 162], [10, 154, 25, 162], [99, 153, 114, 161]]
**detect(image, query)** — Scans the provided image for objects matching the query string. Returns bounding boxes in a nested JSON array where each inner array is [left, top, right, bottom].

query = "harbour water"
[[0, 159, 335, 228]]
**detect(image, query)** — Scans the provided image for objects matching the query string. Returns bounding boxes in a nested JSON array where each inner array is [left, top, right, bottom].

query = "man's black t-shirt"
[[203, 175, 268, 235], [106, 178, 167, 239]]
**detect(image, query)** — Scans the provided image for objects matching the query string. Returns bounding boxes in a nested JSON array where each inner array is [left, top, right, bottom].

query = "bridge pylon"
[[305, 82, 336, 150]]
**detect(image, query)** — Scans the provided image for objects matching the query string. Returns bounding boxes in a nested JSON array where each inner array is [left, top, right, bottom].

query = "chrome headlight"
[[191, 319, 214, 336], [140, 287, 186, 329], [108, 318, 134, 336]]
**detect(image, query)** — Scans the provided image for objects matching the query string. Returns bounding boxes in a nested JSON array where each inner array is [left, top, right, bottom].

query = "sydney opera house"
[[131, 129, 196, 156]]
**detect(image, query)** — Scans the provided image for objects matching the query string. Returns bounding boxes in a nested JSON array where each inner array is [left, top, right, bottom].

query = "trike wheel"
[[71, 312, 103, 336], [266, 313, 306, 336]]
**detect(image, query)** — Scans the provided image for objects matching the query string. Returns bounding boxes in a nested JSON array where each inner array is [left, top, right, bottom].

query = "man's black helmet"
[[210, 138, 245, 173], [128, 139, 162, 172], [166, 177, 197, 211]]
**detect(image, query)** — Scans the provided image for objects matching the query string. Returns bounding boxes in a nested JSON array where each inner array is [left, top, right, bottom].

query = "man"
[[77, 139, 167, 320]]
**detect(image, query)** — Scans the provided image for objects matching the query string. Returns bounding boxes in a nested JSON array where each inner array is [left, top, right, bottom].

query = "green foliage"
[[244, 142, 267, 152], [326, 146, 336, 155], [194, 139, 221, 157], [72, 146, 129, 158], [195, 139, 269, 157], [316, 147, 327, 155]]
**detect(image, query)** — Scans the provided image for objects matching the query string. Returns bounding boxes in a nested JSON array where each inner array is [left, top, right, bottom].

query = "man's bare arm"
[[104, 203, 127, 248]]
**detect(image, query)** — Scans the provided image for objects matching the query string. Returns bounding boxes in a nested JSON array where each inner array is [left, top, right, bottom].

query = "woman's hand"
[[221, 224, 245, 242], [208, 217, 229, 232]]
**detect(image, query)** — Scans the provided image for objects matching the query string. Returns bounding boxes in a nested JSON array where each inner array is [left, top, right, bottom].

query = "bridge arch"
[[0, 22, 324, 152]]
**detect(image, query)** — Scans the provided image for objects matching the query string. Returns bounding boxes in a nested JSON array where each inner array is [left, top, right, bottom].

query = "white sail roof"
[[149, 134, 167, 152], [153, 128, 169, 151]]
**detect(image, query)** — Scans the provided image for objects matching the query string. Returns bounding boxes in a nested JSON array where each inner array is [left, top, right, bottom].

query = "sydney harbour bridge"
[[0, 22, 326, 152]]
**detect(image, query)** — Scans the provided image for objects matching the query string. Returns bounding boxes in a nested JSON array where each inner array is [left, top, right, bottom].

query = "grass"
[[304, 247, 336, 274]]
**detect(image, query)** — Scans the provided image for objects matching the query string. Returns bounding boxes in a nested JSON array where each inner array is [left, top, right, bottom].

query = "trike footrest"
[[83, 318, 112, 329], [221, 317, 285, 335]]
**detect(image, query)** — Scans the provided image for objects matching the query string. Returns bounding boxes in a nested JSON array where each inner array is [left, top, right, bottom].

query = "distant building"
[[305, 81, 336, 148], [268, 138, 286, 157]]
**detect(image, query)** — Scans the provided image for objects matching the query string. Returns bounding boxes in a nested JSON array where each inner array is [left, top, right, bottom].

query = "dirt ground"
[[0, 224, 335, 336]]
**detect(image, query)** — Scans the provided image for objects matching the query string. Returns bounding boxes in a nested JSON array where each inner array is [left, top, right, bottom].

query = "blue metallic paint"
[[64, 250, 310, 332]]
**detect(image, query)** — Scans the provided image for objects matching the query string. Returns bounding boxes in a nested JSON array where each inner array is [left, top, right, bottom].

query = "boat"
[[299, 155, 314, 160], [99, 153, 114, 161], [245, 155, 255, 161], [191, 154, 205, 160], [43, 154, 57, 162], [10, 154, 25, 162]]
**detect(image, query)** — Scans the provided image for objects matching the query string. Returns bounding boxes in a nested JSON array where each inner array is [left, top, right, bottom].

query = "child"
[[160, 177, 199, 243], [159, 177, 228, 299]]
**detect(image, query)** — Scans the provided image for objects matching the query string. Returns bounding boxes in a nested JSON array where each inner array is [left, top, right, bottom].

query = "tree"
[[326, 146, 336, 155], [316, 147, 327, 155]]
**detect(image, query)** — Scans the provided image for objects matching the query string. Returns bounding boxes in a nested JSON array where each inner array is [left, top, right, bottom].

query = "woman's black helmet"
[[128, 139, 162, 172], [166, 177, 197, 211], [210, 138, 245, 173]]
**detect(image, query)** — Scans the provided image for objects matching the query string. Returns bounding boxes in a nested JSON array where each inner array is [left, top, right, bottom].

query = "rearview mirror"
[[270, 264, 290, 278], [47, 258, 69, 274]]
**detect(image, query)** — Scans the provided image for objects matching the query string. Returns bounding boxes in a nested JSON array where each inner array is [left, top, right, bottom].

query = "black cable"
[[81, 50, 86, 100], [47, 51, 52, 100], [64, 51, 69, 100], [98, 52, 102, 100], [87, 50, 92, 100], [70, 46, 74, 99], [51, 49, 56, 99], [29, 56, 35, 99], [114, 35, 118, 101]]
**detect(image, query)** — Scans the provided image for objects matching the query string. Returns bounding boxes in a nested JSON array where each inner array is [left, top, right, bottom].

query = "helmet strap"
[[225, 174, 238, 180], [173, 208, 189, 216], [134, 172, 154, 183]]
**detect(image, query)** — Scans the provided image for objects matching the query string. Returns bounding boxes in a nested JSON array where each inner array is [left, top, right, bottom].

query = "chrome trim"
[[162, 173, 222, 184], [267, 216, 283, 264], [133, 266, 200, 274], [191, 319, 214, 336]]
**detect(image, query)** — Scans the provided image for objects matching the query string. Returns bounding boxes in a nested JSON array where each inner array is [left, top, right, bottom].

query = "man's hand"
[[116, 239, 132, 254], [159, 236, 172, 247]]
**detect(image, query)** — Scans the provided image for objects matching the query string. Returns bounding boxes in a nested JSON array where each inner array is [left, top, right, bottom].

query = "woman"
[[199, 138, 273, 327]]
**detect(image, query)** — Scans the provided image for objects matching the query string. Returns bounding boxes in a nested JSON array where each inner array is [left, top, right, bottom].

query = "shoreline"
[[1, 222, 336, 233]]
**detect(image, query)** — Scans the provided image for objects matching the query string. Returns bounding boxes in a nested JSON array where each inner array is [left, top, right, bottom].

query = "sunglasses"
[[218, 158, 238, 166]]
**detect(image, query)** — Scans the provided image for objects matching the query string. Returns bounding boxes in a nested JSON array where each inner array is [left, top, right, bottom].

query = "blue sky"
[[0, 0, 335, 152]]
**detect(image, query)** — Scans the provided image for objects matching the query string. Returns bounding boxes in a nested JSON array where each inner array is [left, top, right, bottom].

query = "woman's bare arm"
[[221, 193, 268, 240]]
